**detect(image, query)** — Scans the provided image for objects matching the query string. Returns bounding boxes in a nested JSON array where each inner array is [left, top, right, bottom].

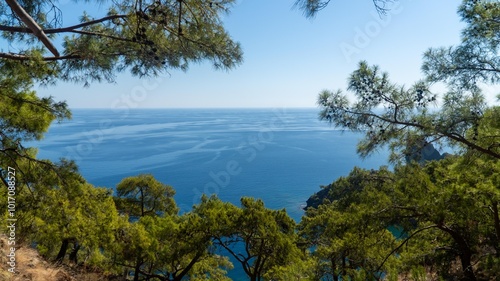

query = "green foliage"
[[109, 192, 301, 281], [310, 4, 500, 277], [0, 0, 243, 86], [188, 254, 233, 281], [0, 58, 71, 195], [0, 0, 243, 206], [4, 158, 120, 266], [317, 60, 495, 163], [3, 1, 500, 280], [311, 3, 500, 278], [423, 0, 500, 89], [305, 166, 392, 209], [0, 2, 244, 276], [293, 0, 332, 18], [0, 58, 71, 266], [300, 168, 399, 280], [115, 173, 178, 218], [317, 0, 500, 162], [303, 155, 500, 280], [109, 189, 238, 281], [235, 197, 299, 278], [194, 195, 302, 281], [294, 0, 395, 18], [263, 256, 317, 281]]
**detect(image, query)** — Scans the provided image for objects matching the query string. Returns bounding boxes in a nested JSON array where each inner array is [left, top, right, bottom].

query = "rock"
[[405, 141, 445, 164]]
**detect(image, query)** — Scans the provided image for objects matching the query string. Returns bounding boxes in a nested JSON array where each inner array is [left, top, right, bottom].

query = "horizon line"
[[69, 106, 320, 110]]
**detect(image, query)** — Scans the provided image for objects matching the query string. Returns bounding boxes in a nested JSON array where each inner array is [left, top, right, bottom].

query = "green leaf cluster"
[[301, 156, 500, 280], [0, 0, 243, 86], [317, 0, 500, 162]]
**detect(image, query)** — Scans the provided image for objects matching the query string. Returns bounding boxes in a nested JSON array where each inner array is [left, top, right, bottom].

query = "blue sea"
[[35, 108, 389, 279]]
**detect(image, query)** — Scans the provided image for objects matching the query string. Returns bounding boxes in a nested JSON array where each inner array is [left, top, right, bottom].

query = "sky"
[[35, 0, 494, 109]]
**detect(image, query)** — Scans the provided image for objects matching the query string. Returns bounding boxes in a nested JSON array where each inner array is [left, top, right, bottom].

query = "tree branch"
[[340, 108, 500, 159], [4, 0, 60, 57], [375, 224, 439, 272], [0, 14, 129, 34], [0, 52, 81, 61], [68, 30, 133, 42], [174, 251, 204, 281]]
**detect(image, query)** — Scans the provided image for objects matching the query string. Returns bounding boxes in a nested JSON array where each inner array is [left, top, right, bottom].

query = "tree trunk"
[[134, 256, 142, 281], [492, 202, 500, 256], [439, 226, 477, 281], [341, 253, 347, 278], [69, 241, 80, 264], [459, 247, 476, 281], [55, 238, 70, 263], [173, 251, 203, 281], [331, 258, 339, 281]]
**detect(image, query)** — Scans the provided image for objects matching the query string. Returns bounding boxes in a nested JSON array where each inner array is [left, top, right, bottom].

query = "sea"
[[34, 108, 390, 279]]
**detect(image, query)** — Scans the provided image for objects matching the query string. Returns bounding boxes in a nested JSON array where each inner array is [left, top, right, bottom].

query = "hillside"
[[0, 235, 113, 281]]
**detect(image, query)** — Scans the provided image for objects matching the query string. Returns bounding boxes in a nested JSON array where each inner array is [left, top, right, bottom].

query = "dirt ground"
[[0, 235, 113, 281], [0, 234, 74, 280]]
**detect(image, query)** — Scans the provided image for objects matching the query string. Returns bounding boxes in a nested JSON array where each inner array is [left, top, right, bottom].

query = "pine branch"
[[4, 0, 60, 56], [0, 14, 129, 34]]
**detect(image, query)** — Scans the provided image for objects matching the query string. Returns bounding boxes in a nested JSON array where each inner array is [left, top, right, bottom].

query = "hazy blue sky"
[[37, 0, 487, 108]]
